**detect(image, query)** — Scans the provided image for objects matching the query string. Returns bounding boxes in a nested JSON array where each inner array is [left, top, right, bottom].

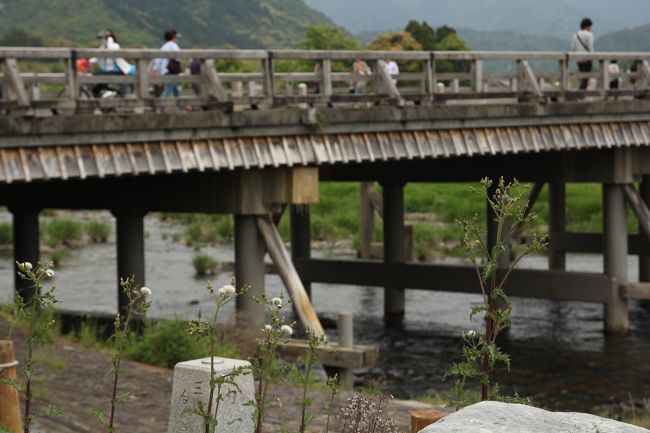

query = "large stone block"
[[420, 401, 649, 433], [168, 357, 255, 433]]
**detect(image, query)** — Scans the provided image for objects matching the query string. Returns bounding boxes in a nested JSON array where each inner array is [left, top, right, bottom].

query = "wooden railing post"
[[322, 58, 332, 97], [473, 59, 483, 92], [64, 53, 77, 100], [560, 56, 569, 92], [136, 58, 149, 100], [600, 59, 609, 96], [4, 58, 29, 108], [262, 52, 274, 100]]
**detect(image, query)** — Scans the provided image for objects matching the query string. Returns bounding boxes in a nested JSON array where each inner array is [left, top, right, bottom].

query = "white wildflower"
[[263, 324, 272, 333], [44, 269, 55, 278], [140, 287, 152, 297], [271, 297, 283, 308], [219, 284, 236, 298], [19, 262, 33, 272], [280, 325, 293, 336], [463, 329, 476, 338]]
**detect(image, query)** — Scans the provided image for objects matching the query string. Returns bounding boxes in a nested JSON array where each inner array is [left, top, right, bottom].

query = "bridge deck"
[[1, 120, 649, 184]]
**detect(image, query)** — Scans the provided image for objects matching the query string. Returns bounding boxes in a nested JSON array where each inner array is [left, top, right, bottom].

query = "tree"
[[0, 27, 44, 47], [296, 25, 360, 51], [405, 20, 437, 51], [367, 31, 423, 52]]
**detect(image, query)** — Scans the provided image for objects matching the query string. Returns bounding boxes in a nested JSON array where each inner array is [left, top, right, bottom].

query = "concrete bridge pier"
[[603, 184, 629, 333], [382, 182, 406, 318], [113, 210, 146, 318], [639, 176, 650, 282], [235, 214, 266, 326], [11, 207, 41, 302], [290, 204, 311, 298], [548, 181, 567, 270]]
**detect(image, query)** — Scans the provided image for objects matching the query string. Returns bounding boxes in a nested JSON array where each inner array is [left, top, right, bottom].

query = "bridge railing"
[[1, 47, 650, 114]]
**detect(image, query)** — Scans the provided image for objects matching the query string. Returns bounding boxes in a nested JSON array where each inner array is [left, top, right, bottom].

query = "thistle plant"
[[248, 294, 295, 433], [2, 260, 61, 433], [325, 374, 342, 433], [298, 329, 329, 433], [445, 177, 547, 409], [94, 277, 151, 432], [185, 282, 249, 433]]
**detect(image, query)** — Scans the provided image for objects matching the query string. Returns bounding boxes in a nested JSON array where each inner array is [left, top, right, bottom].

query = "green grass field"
[[164, 181, 639, 260]]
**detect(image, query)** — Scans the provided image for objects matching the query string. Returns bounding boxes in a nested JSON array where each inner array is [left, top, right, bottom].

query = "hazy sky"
[[305, 0, 650, 36]]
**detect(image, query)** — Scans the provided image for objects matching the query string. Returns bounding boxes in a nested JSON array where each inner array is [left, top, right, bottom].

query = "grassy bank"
[[163, 182, 637, 260]]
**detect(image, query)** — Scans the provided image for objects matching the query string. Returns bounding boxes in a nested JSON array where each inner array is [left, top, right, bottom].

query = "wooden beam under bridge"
[[293, 258, 613, 303], [552, 232, 650, 255]]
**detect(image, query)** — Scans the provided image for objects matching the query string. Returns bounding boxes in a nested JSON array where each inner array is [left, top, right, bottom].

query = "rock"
[[167, 357, 255, 433], [419, 401, 650, 433]]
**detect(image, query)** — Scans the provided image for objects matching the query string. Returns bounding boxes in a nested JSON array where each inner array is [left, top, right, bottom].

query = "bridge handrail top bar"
[[3, 46, 650, 62]]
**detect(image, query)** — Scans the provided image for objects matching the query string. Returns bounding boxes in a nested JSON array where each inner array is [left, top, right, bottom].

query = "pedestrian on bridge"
[[150, 29, 181, 103], [571, 18, 594, 90]]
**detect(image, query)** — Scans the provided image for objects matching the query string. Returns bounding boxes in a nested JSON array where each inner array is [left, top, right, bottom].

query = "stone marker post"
[[168, 357, 254, 433]]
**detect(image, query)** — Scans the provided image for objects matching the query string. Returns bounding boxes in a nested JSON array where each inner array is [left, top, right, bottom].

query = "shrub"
[[42, 219, 84, 248], [192, 254, 219, 276], [0, 222, 12, 245], [126, 319, 241, 368], [49, 250, 67, 267], [85, 221, 111, 243]]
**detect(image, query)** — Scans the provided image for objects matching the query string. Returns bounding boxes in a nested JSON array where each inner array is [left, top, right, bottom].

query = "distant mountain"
[[306, 0, 650, 39], [598, 23, 650, 52], [0, 0, 333, 48]]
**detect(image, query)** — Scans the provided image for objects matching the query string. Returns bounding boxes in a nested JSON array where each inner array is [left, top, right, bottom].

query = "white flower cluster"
[[140, 287, 152, 297], [18, 262, 56, 278], [280, 325, 293, 336], [219, 284, 236, 298], [271, 297, 283, 309]]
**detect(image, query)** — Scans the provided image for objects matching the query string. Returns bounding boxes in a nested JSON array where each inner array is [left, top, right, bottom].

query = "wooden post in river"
[[0, 340, 22, 433]]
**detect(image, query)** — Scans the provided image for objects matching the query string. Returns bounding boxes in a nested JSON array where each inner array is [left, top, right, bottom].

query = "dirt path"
[[1, 321, 440, 433]]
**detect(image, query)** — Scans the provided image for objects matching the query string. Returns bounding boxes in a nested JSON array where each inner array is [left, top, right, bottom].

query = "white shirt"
[[386, 60, 399, 76], [98, 36, 120, 72], [571, 30, 594, 53], [150, 40, 180, 75]]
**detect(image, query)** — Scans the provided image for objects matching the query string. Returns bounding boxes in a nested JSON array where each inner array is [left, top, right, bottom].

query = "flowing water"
[[0, 211, 648, 413]]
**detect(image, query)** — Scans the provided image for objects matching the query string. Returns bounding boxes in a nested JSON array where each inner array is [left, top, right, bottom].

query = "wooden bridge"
[[3, 47, 650, 334]]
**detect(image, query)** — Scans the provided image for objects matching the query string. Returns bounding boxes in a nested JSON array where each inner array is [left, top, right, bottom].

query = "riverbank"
[[0, 318, 438, 433]]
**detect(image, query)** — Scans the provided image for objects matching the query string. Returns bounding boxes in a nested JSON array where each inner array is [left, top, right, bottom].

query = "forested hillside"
[[0, 0, 332, 48], [598, 23, 650, 52]]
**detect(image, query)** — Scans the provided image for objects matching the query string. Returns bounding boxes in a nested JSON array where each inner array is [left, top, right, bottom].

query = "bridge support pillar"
[[382, 182, 405, 317], [290, 205, 311, 298], [603, 184, 629, 333], [639, 176, 650, 282], [235, 215, 265, 326], [114, 210, 146, 318], [548, 181, 567, 270], [11, 208, 40, 302]]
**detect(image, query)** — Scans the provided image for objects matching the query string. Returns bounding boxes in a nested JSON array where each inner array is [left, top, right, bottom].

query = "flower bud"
[[280, 325, 293, 336], [44, 269, 55, 278], [271, 297, 283, 308], [140, 287, 152, 297]]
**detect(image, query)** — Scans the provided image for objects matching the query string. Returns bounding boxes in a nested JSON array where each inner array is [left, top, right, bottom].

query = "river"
[[0, 211, 648, 413]]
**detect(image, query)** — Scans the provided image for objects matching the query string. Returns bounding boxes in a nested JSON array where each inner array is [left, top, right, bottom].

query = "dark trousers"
[[578, 61, 592, 90]]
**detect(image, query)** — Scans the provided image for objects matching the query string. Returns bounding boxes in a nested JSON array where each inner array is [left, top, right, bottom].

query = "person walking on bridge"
[[571, 18, 594, 90], [150, 29, 181, 102]]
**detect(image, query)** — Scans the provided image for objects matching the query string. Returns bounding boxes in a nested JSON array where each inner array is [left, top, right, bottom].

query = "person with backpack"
[[571, 18, 594, 90], [150, 29, 181, 99]]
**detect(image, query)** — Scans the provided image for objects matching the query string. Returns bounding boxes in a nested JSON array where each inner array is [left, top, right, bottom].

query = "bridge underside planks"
[[0, 120, 650, 184], [292, 258, 613, 303]]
